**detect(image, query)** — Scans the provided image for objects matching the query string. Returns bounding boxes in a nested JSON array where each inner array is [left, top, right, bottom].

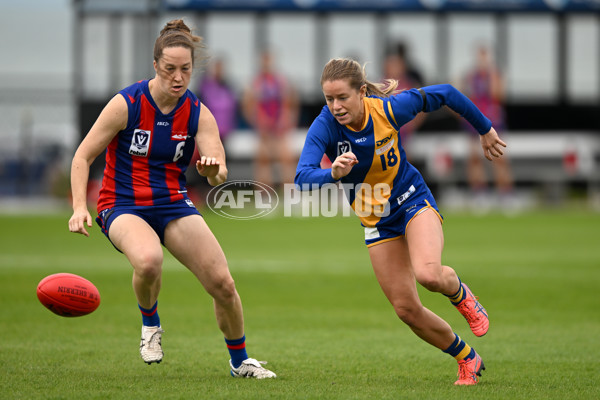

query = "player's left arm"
[[195, 103, 228, 186], [420, 84, 492, 134], [479, 126, 507, 161], [422, 84, 506, 161]]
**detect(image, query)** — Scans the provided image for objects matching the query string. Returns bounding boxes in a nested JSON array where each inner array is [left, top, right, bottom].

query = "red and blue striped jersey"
[[462, 70, 505, 131], [97, 80, 201, 213], [252, 72, 286, 130]]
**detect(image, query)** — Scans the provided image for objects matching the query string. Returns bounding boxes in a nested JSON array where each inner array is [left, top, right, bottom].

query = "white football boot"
[[229, 358, 277, 379], [140, 326, 164, 364]]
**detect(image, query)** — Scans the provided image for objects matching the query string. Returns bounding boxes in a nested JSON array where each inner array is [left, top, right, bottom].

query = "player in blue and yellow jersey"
[[296, 58, 507, 385], [68, 19, 275, 379]]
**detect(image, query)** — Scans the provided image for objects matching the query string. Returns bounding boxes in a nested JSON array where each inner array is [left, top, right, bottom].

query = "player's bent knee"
[[210, 275, 238, 305], [415, 266, 444, 292], [418, 277, 443, 293], [131, 251, 163, 281], [393, 303, 423, 326]]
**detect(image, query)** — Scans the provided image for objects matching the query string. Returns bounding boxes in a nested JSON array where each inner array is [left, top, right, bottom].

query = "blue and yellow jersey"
[[295, 84, 491, 228]]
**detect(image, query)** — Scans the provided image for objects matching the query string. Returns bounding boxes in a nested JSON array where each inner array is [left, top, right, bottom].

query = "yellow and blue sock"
[[445, 277, 466, 305], [443, 333, 476, 361], [139, 301, 160, 327], [226, 335, 248, 368]]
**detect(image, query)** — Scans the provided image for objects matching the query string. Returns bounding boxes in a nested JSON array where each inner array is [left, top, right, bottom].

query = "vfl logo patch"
[[337, 140, 352, 156], [397, 185, 416, 206], [129, 129, 151, 157]]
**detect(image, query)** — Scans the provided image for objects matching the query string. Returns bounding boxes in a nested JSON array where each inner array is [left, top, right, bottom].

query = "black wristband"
[[418, 88, 427, 112]]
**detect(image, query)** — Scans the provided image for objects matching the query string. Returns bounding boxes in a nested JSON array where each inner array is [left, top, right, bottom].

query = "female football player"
[[68, 19, 275, 379], [296, 58, 505, 385]]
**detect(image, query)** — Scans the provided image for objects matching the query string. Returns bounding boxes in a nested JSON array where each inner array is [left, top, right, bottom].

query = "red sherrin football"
[[36, 273, 101, 317]]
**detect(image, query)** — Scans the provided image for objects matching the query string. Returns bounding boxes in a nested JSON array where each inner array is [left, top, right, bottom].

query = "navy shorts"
[[364, 198, 443, 247], [96, 198, 201, 251]]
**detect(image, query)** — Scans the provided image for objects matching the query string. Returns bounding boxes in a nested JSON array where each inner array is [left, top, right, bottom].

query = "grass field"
[[1, 208, 599, 399]]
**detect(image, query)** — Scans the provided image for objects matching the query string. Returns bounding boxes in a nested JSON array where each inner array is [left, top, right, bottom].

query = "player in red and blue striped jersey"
[[96, 77, 201, 211], [296, 58, 505, 385], [68, 19, 275, 379]]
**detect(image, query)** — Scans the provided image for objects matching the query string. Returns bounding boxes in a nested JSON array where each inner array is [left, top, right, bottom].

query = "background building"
[[1, 0, 599, 209]]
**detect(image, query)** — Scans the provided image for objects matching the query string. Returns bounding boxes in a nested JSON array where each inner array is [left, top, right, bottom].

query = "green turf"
[[1, 209, 599, 399]]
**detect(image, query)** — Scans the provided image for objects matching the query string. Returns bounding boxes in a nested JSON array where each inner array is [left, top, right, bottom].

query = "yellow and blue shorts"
[[364, 197, 443, 247]]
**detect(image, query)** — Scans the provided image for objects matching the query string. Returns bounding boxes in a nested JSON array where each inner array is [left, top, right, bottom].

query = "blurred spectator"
[[383, 41, 426, 149], [384, 41, 424, 91], [189, 57, 238, 203], [242, 49, 299, 189], [460, 44, 513, 207], [197, 57, 237, 144]]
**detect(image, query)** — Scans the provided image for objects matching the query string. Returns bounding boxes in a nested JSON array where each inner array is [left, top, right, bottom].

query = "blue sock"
[[225, 335, 248, 368], [139, 302, 160, 327]]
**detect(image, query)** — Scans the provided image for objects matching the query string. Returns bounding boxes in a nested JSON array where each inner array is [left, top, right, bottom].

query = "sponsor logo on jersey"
[[375, 133, 395, 155], [376, 133, 393, 147], [355, 137, 367, 143], [129, 129, 151, 157], [337, 140, 352, 156], [171, 131, 188, 140], [157, 121, 170, 126]]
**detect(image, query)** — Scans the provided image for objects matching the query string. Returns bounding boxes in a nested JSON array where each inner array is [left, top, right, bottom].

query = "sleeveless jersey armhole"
[[118, 92, 135, 132], [188, 97, 201, 139]]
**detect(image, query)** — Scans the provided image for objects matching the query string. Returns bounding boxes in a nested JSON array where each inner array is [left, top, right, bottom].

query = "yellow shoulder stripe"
[[386, 101, 398, 126]]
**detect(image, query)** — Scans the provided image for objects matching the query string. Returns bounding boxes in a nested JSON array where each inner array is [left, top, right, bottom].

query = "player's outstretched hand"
[[331, 151, 358, 180], [69, 209, 92, 237], [196, 156, 220, 177], [480, 127, 507, 161]]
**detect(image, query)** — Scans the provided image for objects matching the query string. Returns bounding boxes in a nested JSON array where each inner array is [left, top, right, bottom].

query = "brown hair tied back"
[[153, 19, 205, 66], [160, 19, 191, 36]]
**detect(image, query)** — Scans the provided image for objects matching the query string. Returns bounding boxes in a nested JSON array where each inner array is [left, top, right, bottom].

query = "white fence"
[[225, 129, 600, 184]]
